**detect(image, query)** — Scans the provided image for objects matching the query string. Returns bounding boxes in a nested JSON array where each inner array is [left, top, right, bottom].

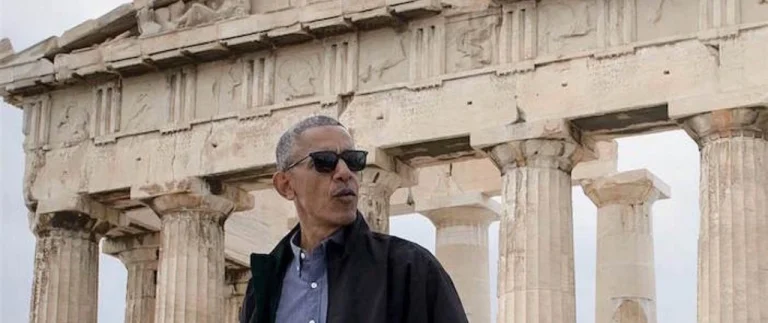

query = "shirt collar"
[[289, 225, 346, 259]]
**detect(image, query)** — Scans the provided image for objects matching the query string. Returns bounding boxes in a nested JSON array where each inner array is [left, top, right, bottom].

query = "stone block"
[[57, 4, 135, 53], [668, 86, 768, 119], [471, 119, 576, 150], [416, 191, 501, 218], [581, 169, 671, 207], [571, 140, 618, 183]]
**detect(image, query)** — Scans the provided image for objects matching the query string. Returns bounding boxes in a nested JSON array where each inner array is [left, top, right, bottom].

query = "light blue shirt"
[[274, 228, 344, 323]]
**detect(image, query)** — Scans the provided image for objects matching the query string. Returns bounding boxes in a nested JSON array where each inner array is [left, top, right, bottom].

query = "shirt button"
[[300, 252, 306, 259], [311, 282, 318, 289], [309, 320, 315, 323]]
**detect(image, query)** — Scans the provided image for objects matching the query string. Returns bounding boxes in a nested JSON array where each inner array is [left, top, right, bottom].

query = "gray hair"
[[275, 115, 345, 171]]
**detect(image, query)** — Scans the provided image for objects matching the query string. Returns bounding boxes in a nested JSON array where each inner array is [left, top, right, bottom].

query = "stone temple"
[[1, 0, 767, 322]]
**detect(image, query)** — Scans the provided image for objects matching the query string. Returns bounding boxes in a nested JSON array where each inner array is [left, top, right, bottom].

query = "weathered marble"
[[490, 139, 579, 323], [225, 267, 251, 323], [424, 205, 496, 323], [582, 169, 671, 323], [138, 178, 253, 323], [28, 212, 107, 323], [359, 166, 403, 233], [679, 107, 768, 323], [103, 233, 160, 323]]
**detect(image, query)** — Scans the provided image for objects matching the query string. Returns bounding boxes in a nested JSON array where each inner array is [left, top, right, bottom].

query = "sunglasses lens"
[[310, 152, 339, 173], [341, 150, 367, 171]]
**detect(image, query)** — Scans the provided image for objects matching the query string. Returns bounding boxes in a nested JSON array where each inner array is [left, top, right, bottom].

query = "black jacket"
[[239, 212, 469, 323]]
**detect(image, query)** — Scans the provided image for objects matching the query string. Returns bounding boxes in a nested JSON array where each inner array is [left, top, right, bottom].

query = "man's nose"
[[332, 159, 354, 182]]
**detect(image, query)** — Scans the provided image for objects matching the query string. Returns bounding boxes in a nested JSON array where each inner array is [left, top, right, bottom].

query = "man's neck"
[[299, 224, 340, 253]]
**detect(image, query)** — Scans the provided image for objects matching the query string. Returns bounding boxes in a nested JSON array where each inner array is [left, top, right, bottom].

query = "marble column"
[[28, 211, 107, 323], [582, 169, 670, 323], [359, 166, 403, 233], [485, 137, 585, 323], [679, 107, 768, 323], [424, 205, 496, 323], [139, 179, 254, 323], [225, 267, 251, 323], [103, 232, 160, 323]]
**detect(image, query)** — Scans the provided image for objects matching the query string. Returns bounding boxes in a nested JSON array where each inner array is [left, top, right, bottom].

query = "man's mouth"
[[333, 188, 356, 197]]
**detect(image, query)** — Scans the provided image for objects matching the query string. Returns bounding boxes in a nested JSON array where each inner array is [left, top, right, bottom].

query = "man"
[[239, 115, 468, 323]]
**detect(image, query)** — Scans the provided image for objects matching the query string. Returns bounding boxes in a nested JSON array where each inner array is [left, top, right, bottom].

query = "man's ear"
[[273, 171, 295, 200]]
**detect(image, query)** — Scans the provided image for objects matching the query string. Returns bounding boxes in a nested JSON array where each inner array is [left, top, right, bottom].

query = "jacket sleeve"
[[410, 249, 469, 323]]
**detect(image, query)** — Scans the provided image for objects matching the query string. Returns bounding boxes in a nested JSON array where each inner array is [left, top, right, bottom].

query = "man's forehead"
[[295, 126, 354, 151]]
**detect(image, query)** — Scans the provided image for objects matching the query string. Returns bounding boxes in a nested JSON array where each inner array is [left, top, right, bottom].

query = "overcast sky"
[[0, 1, 700, 322]]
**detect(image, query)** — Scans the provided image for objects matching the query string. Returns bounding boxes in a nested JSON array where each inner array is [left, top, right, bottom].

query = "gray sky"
[[0, 1, 699, 322]]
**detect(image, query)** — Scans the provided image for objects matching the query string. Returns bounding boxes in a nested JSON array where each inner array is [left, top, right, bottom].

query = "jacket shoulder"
[[371, 233, 441, 268]]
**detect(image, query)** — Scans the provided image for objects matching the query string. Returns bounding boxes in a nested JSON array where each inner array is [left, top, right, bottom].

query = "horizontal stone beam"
[[390, 158, 501, 216]]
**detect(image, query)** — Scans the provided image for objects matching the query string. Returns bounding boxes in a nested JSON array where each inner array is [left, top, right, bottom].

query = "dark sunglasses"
[[284, 150, 368, 173]]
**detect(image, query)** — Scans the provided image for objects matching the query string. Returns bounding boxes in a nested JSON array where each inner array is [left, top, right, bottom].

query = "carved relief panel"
[[166, 66, 197, 127], [499, 2, 538, 66], [597, 0, 637, 48], [274, 43, 323, 103], [250, 0, 289, 13], [323, 34, 358, 96], [446, 11, 499, 74], [537, 0, 598, 57], [21, 95, 51, 148], [91, 81, 121, 139], [195, 60, 245, 119], [700, 0, 740, 29], [741, 0, 768, 25], [409, 17, 446, 83], [357, 28, 409, 91], [242, 52, 276, 110], [636, 0, 699, 42]]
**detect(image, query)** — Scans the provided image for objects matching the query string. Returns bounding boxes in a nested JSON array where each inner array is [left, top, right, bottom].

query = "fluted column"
[[103, 233, 160, 323], [359, 166, 404, 233], [424, 205, 496, 323], [137, 178, 254, 323], [485, 137, 586, 323], [225, 267, 251, 323], [28, 211, 108, 323], [679, 107, 768, 323], [582, 169, 670, 323]]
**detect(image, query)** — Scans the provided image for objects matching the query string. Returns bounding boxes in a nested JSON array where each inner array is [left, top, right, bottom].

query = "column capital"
[[103, 232, 160, 265], [581, 169, 671, 208], [422, 203, 499, 228], [679, 107, 768, 148], [471, 119, 596, 172], [131, 177, 254, 218], [31, 194, 121, 238]]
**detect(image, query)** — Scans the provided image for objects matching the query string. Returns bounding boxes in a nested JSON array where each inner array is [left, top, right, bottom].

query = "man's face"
[[276, 126, 360, 228]]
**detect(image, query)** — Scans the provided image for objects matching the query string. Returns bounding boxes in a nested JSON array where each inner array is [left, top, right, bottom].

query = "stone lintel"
[[668, 86, 768, 120], [131, 177, 255, 213], [581, 169, 671, 208], [55, 4, 136, 55], [676, 107, 768, 147], [571, 140, 619, 185], [419, 192, 501, 223], [102, 232, 160, 257], [470, 119, 586, 150], [471, 119, 597, 170], [364, 148, 418, 188]]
